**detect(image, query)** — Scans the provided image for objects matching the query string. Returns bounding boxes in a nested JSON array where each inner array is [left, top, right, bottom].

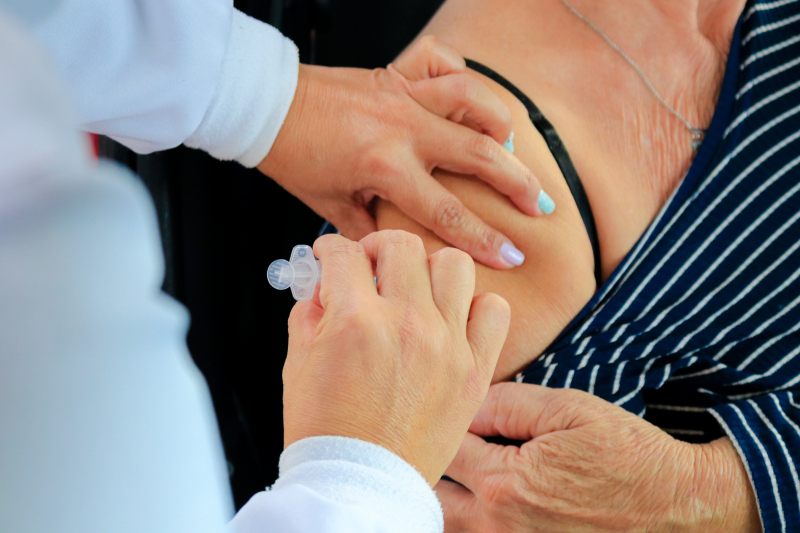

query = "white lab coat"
[[0, 4, 443, 533]]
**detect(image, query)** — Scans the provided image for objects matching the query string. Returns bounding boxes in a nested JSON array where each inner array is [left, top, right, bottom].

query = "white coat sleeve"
[[231, 437, 444, 533], [0, 163, 445, 533], [0, 16, 236, 526], [0, 13, 443, 533], [31, 0, 299, 166]]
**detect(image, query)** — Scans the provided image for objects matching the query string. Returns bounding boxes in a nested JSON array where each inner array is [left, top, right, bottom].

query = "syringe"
[[266, 245, 321, 301]]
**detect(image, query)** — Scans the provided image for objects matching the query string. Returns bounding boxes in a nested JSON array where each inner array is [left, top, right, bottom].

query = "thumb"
[[470, 383, 602, 440], [466, 293, 511, 383]]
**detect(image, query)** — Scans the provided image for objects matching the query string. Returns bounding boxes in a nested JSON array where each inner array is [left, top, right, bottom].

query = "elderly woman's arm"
[[706, 392, 800, 533], [437, 383, 762, 533]]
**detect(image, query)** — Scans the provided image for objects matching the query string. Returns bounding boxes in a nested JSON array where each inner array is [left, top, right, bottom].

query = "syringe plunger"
[[266, 245, 321, 301]]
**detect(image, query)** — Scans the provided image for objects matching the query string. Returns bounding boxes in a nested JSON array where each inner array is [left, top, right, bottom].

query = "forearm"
[[677, 438, 761, 533]]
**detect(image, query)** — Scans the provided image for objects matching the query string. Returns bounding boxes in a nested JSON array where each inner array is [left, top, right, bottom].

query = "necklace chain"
[[557, 0, 706, 148]]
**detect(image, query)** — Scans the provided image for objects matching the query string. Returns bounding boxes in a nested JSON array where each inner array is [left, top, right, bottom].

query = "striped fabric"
[[518, 2, 800, 530]]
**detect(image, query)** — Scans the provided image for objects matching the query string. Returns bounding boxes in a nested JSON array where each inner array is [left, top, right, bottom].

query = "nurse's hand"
[[258, 37, 545, 270], [282, 231, 511, 486], [437, 383, 761, 533]]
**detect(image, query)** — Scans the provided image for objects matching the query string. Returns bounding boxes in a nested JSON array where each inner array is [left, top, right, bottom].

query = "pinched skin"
[[376, 0, 740, 380]]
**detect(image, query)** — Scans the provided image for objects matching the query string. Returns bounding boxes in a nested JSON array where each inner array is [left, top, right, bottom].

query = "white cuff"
[[273, 436, 444, 533], [184, 9, 299, 168]]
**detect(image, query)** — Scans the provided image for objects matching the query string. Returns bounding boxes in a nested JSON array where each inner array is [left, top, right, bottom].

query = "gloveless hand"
[[259, 37, 547, 270], [438, 383, 761, 533], [282, 231, 511, 485]]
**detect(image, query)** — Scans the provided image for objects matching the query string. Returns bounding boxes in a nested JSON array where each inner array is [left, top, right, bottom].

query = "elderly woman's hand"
[[437, 383, 761, 533], [259, 37, 546, 270]]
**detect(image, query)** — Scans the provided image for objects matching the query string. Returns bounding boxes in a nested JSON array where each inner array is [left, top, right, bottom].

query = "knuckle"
[[384, 229, 425, 250], [472, 225, 505, 257], [432, 247, 474, 274], [496, 100, 513, 127], [432, 195, 466, 230], [344, 307, 374, 331], [469, 134, 502, 167], [523, 171, 540, 195], [502, 106, 513, 127], [396, 307, 430, 349], [379, 230, 427, 261], [417, 35, 440, 55], [485, 293, 511, 316], [509, 170, 535, 199], [359, 148, 405, 185], [459, 76, 481, 104], [330, 305, 376, 340], [450, 75, 473, 106], [327, 239, 366, 262]]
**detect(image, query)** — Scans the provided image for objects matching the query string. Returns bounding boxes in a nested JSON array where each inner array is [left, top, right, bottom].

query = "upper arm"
[[375, 73, 597, 381]]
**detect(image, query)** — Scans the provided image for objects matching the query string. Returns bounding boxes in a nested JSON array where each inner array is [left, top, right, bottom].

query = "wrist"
[[257, 64, 337, 182], [671, 438, 760, 533]]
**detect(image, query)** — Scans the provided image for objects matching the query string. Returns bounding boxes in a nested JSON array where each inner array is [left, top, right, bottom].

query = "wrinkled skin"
[[438, 383, 761, 533]]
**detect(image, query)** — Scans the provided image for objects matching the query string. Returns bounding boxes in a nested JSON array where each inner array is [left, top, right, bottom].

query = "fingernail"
[[538, 190, 555, 215], [500, 242, 525, 266], [504, 132, 515, 153]]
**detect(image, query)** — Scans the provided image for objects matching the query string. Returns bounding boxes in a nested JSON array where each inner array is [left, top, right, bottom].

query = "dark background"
[[100, 0, 446, 510]]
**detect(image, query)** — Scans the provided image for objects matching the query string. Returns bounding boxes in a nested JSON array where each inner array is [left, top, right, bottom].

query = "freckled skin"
[[376, 0, 744, 381]]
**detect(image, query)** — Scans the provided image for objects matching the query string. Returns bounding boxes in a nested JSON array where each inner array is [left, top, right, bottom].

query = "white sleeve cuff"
[[272, 436, 444, 533], [184, 9, 299, 168]]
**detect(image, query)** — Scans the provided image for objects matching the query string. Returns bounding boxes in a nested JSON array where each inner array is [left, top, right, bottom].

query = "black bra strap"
[[465, 59, 602, 284]]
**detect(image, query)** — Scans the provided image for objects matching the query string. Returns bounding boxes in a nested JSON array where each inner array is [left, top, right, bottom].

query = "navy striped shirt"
[[518, 2, 800, 531]]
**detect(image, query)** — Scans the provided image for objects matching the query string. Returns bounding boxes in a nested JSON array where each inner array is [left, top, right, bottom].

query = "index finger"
[[444, 432, 512, 496], [359, 230, 432, 303], [381, 164, 525, 270], [312, 234, 377, 309], [469, 383, 601, 441], [428, 123, 551, 218]]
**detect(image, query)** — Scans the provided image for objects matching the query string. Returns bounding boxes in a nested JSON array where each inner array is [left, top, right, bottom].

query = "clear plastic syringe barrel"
[[266, 245, 321, 301]]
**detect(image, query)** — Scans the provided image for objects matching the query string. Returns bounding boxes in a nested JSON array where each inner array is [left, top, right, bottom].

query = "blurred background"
[[99, 0, 446, 510]]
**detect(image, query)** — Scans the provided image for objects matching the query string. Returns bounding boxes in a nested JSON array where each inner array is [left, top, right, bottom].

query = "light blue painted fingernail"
[[504, 132, 515, 153], [538, 190, 555, 215], [500, 242, 525, 266]]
